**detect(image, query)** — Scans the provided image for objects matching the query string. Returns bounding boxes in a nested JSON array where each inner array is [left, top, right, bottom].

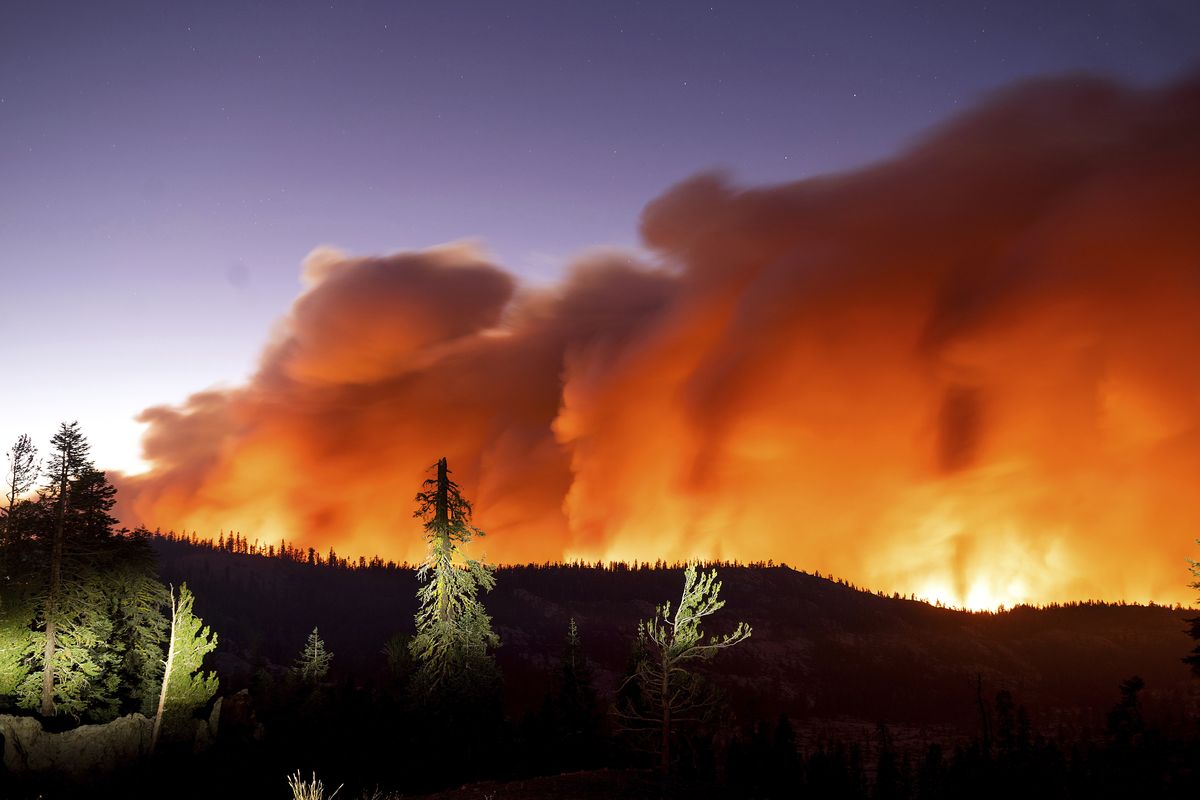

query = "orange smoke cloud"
[[118, 73, 1200, 609]]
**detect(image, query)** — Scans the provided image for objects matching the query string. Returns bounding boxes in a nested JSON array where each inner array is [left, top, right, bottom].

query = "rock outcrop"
[[0, 713, 152, 780]]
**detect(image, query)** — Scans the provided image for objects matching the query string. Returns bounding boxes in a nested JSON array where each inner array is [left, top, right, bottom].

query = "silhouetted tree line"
[[155, 528, 407, 571], [149, 528, 1193, 617], [154, 526, 810, 576], [725, 679, 1199, 800]]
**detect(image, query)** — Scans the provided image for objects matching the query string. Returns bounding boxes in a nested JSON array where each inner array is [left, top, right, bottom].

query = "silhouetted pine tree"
[[873, 724, 905, 800], [1186, 548, 1200, 676], [2, 434, 38, 577], [549, 617, 603, 768]]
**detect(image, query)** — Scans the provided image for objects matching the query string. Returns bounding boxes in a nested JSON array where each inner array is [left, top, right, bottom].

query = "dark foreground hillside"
[[3, 537, 1196, 800], [151, 537, 1198, 733]]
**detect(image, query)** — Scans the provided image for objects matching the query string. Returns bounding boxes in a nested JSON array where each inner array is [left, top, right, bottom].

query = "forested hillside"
[[150, 536, 1197, 731]]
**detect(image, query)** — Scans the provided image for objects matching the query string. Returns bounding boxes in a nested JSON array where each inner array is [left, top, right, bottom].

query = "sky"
[[2, 1, 1199, 474]]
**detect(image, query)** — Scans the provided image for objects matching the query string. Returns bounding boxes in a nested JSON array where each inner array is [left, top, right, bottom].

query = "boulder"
[[0, 713, 152, 780]]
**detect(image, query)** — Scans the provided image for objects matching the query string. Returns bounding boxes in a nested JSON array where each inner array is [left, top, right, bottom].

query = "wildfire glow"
[[115, 74, 1200, 611]]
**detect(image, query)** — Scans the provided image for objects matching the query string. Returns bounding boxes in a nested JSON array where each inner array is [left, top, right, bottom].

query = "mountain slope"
[[150, 537, 1196, 729]]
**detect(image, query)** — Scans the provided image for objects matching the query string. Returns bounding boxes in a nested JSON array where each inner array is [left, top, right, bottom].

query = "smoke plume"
[[118, 73, 1200, 608]]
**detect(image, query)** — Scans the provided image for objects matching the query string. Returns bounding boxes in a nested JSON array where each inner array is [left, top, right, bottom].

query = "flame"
[[114, 73, 1200, 610]]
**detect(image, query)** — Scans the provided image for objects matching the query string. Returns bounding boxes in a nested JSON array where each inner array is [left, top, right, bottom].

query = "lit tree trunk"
[[151, 587, 178, 754], [435, 457, 450, 623], [40, 441, 70, 717], [660, 653, 671, 776]]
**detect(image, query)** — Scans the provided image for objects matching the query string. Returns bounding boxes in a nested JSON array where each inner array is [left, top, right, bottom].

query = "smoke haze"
[[117, 73, 1200, 608]]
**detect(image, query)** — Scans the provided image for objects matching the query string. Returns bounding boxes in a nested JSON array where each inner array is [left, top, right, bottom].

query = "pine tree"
[[36, 422, 87, 716], [21, 573, 121, 720], [0, 435, 38, 705], [552, 617, 602, 768], [22, 423, 127, 719], [1184, 544, 1200, 676], [293, 626, 333, 683], [408, 458, 499, 697], [616, 565, 751, 775], [2, 434, 38, 571], [0, 593, 33, 704], [558, 618, 599, 730], [616, 631, 652, 730], [14, 424, 169, 722], [109, 531, 170, 715], [152, 583, 218, 752]]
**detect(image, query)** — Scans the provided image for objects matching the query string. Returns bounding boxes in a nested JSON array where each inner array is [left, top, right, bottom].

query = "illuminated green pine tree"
[[110, 531, 170, 715], [32, 422, 90, 717], [4, 427, 171, 720], [293, 626, 333, 683], [152, 583, 218, 751], [19, 572, 121, 720], [408, 458, 498, 697], [0, 434, 37, 706], [616, 565, 751, 775], [0, 594, 33, 704], [20, 424, 125, 720]]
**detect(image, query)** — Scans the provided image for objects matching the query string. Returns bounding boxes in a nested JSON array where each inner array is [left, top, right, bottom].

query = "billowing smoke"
[[118, 73, 1200, 608]]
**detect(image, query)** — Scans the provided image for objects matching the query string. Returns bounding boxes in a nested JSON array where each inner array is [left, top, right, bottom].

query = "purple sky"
[[2, 1, 1199, 473]]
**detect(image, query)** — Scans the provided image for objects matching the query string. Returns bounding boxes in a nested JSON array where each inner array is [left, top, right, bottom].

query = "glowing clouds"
[[117, 72, 1200, 608], [272, 243, 516, 385]]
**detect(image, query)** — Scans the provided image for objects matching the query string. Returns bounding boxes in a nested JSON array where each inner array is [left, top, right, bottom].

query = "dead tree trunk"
[[435, 457, 450, 623], [151, 587, 178, 754]]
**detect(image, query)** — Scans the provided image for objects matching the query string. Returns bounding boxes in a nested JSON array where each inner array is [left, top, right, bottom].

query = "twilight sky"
[[2, 1, 1199, 474]]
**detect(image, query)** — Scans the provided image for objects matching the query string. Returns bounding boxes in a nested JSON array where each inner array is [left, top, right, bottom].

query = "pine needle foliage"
[[408, 458, 498, 697], [19, 424, 130, 720], [109, 532, 170, 715], [152, 583, 218, 750], [617, 564, 751, 774], [0, 435, 37, 702], [19, 572, 120, 719], [0, 594, 32, 703], [1, 428, 174, 720], [293, 626, 333, 683]]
